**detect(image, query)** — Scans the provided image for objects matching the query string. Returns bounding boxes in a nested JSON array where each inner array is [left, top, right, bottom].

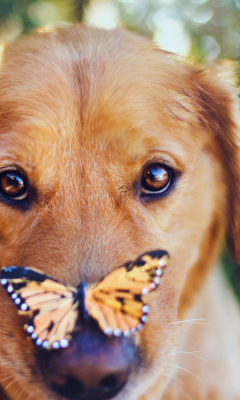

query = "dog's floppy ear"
[[190, 64, 240, 263]]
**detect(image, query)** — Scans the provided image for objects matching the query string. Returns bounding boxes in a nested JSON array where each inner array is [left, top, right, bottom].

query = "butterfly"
[[1, 249, 169, 350]]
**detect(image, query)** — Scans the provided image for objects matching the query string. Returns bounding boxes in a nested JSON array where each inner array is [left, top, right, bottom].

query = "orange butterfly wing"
[[1, 267, 78, 350], [1, 249, 169, 348], [84, 250, 169, 337]]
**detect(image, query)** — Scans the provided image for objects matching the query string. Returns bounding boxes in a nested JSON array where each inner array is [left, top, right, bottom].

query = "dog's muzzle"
[[38, 325, 138, 400]]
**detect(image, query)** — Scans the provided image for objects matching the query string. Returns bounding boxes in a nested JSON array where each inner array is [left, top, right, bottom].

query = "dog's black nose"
[[39, 328, 137, 400]]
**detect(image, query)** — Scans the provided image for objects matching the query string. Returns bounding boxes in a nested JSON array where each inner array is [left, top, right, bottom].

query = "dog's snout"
[[39, 328, 137, 400], [50, 359, 129, 400]]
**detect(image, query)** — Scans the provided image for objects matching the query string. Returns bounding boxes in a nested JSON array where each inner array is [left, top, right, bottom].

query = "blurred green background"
[[0, 0, 239, 300], [1, 0, 240, 61]]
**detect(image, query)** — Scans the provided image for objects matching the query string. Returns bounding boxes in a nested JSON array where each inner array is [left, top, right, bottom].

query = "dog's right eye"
[[140, 163, 177, 199], [0, 170, 29, 201]]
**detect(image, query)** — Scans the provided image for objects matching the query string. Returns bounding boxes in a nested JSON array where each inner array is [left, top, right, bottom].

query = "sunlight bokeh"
[[0, 0, 240, 61]]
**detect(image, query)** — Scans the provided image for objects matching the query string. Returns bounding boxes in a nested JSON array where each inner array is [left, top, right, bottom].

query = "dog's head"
[[0, 25, 240, 400]]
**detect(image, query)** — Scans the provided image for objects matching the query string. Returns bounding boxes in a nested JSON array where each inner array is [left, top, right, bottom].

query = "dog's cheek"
[[0, 206, 38, 264], [127, 287, 179, 400], [0, 290, 39, 369], [0, 314, 55, 400], [138, 284, 179, 368]]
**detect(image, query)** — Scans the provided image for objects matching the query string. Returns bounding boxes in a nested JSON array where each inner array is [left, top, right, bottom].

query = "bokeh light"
[[1, 0, 240, 62], [27, 1, 60, 26], [84, 1, 120, 29]]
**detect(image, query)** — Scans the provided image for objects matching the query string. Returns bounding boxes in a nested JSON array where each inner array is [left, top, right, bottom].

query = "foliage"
[[222, 246, 240, 302], [0, 0, 88, 40]]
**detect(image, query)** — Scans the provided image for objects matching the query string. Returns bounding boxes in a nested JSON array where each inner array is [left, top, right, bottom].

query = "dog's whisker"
[[0, 374, 15, 383], [170, 318, 206, 324], [168, 364, 202, 382], [170, 318, 214, 327], [0, 374, 13, 383], [0, 328, 10, 335], [4, 377, 20, 393], [177, 349, 204, 354], [15, 385, 27, 400], [162, 373, 184, 386], [15, 388, 22, 400], [176, 350, 208, 363]]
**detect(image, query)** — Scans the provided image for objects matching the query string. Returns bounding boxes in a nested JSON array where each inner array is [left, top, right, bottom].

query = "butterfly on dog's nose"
[[1, 250, 169, 350]]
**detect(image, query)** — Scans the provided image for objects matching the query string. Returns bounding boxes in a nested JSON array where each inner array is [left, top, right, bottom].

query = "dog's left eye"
[[140, 163, 174, 197], [0, 170, 29, 201]]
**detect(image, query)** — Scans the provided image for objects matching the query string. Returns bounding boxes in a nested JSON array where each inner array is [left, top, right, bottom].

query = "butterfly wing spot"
[[104, 327, 113, 335], [113, 329, 122, 337], [52, 341, 60, 349], [142, 305, 149, 313], [20, 303, 28, 311], [26, 325, 34, 334], [59, 338, 69, 348], [42, 341, 49, 349], [31, 333, 37, 340], [141, 315, 148, 323]]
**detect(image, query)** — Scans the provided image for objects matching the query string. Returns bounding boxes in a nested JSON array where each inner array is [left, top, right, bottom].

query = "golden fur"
[[0, 25, 240, 400]]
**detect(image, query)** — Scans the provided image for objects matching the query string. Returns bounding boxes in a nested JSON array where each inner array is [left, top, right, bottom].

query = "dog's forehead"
[[0, 27, 211, 178]]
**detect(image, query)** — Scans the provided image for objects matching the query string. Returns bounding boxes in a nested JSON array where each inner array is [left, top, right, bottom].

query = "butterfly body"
[[77, 282, 90, 321], [1, 250, 169, 350]]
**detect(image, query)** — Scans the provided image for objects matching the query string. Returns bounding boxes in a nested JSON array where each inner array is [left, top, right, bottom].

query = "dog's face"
[[0, 26, 239, 400]]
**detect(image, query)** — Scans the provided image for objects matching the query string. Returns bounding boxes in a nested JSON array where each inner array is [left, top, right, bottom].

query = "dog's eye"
[[0, 170, 28, 200], [141, 163, 173, 195]]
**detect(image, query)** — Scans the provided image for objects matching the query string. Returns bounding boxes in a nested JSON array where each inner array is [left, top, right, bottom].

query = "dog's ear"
[[190, 63, 240, 263]]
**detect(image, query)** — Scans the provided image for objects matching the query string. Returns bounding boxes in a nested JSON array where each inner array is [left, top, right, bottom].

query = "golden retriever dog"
[[0, 24, 240, 400]]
